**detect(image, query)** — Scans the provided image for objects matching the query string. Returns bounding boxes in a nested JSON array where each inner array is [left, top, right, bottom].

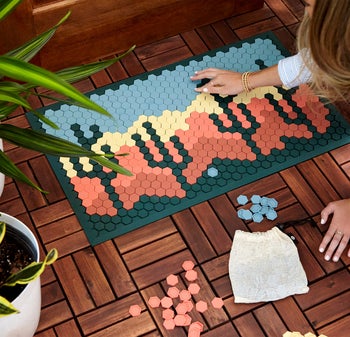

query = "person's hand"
[[319, 199, 350, 262], [190, 68, 244, 95]]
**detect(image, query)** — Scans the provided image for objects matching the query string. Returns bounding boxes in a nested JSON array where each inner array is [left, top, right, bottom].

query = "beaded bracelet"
[[242, 71, 252, 93]]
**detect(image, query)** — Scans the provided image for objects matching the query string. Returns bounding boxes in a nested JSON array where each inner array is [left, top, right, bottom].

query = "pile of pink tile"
[[129, 260, 224, 337]]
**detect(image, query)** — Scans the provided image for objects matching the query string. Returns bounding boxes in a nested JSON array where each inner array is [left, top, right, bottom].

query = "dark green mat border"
[[27, 32, 350, 245]]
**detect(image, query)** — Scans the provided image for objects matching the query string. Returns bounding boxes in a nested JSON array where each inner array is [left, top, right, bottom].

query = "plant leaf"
[[56, 45, 136, 84], [4, 248, 58, 287], [30, 109, 59, 129], [4, 262, 43, 286], [0, 56, 112, 116], [0, 296, 19, 317], [0, 81, 27, 93], [0, 102, 19, 119], [44, 248, 58, 265], [0, 89, 31, 109], [0, 221, 5, 245], [0, 150, 46, 192], [0, 0, 22, 21], [5, 12, 71, 62], [91, 155, 132, 176], [0, 124, 133, 176], [0, 124, 98, 156]]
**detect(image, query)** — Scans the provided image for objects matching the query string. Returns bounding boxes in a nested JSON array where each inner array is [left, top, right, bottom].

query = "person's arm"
[[190, 65, 281, 95], [190, 52, 312, 95]]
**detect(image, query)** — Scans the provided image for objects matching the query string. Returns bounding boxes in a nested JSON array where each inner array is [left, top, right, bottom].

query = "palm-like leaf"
[[5, 12, 71, 63], [0, 0, 135, 192], [0, 0, 21, 21]]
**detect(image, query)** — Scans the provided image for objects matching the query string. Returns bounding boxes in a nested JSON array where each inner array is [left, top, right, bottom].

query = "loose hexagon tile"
[[179, 289, 192, 301], [174, 314, 191, 326], [188, 321, 204, 337], [183, 300, 194, 312], [162, 308, 175, 320], [251, 194, 261, 204], [267, 197, 278, 208], [163, 319, 176, 330], [167, 286, 180, 298], [166, 274, 179, 286], [182, 260, 195, 271], [211, 297, 224, 309], [250, 204, 262, 213], [266, 209, 278, 220], [195, 300, 208, 313], [252, 213, 264, 223], [241, 209, 253, 220], [129, 305, 142, 317], [148, 296, 161, 308], [175, 302, 188, 315], [161, 296, 173, 309], [188, 283, 200, 295], [237, 194, 248, 205], [185, 270, 198, 282], [260, 196, 270, 206]]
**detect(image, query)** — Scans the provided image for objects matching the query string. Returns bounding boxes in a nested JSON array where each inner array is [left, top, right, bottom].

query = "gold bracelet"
[[242, 71, 252, 93]]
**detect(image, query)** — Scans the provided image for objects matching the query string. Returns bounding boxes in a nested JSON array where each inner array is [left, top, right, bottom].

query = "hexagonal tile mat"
[[28, 32, 350, 245]]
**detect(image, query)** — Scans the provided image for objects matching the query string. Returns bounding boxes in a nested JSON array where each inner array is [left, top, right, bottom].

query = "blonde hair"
[[297, 0, 350, 102]]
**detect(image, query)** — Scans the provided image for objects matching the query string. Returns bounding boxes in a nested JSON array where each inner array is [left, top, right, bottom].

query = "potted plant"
[[0, 212, 57, 336], [0, 0, 134, 335]]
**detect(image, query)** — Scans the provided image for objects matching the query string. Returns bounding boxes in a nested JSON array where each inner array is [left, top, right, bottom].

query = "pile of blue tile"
[[236, 194, 278, 223]]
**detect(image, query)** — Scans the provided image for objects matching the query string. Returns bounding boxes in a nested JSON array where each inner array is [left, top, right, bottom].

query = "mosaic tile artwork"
[[28, 32, 350, 245]]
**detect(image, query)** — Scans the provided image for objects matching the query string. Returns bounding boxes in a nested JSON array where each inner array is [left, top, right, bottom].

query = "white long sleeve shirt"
[[277, 52, 312, 88]]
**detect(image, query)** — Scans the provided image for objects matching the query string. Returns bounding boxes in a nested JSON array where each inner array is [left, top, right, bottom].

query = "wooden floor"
[[1, 1, 350, 336]]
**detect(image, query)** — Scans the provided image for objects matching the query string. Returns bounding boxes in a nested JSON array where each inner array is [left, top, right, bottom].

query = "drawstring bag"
[[229, 227, 309, 303]]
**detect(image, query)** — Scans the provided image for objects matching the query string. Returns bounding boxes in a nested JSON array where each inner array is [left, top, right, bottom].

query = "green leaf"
[[6, 12, 71, 62], [4, 262, 44, 286], [4, 249, 58, 287], [0, 81, 27, 93], [44, 248, 58, 265], [0, 221, 5, 245], [0, 296, 19, 317], [0, 56, 112, 116], [56, 45, 136, 84], [0, 124, 98, 156], [0, 101, 19, 119], [0, 89, 31, 109], [0, 124, 133, 176], [0, 150, 46, 192], [30, 110, 59, 130], [91, 155, 132, 176], [0, 0, 22, 21]]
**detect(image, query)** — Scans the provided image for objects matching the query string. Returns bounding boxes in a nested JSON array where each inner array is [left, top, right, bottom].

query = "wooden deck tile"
[[254, 303, 288, 336], [74, 247, 116, 306], [94, 241, 137, 296], [1, 1, 349, 337], [233, 313, 267, 337], [305, 291, 350, 329]]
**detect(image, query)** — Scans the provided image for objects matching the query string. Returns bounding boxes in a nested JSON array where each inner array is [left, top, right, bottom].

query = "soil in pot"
[[0, 225, 36, 302]]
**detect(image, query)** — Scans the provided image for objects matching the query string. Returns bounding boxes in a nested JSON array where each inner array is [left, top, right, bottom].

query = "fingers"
[[319, 229, 333, 255], [323, 232, 349, 262], [320, 202, 334, 225], [194, 79, 222, 94], [190, 68, 220, 81]]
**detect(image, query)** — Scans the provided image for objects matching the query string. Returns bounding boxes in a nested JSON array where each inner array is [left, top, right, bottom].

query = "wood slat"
[[1, 1, 349, 337]]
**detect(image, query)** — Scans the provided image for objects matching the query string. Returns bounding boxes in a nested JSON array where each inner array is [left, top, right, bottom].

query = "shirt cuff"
[[277, 52, 312, 88]]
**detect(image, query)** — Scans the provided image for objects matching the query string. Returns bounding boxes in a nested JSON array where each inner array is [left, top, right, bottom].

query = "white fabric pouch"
[[229, 227, 309, 303]]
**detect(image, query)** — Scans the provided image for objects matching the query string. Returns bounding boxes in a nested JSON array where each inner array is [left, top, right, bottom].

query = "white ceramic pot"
[[0, 212, 41, 337]]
